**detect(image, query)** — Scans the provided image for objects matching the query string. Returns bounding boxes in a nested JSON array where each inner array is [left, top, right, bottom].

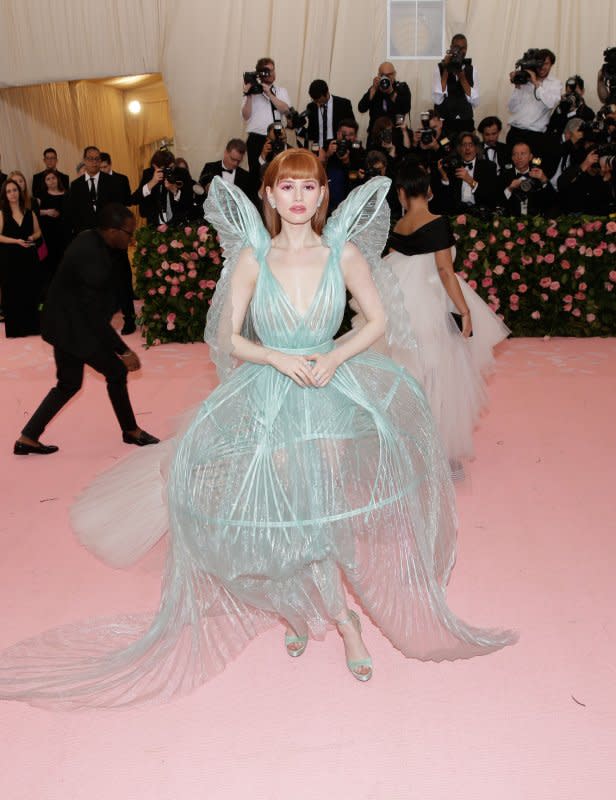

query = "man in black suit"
[[502, 141, 557, 216], [199, 138, 254, 201], [305, 80, 355, 148], [357, 62, 411, 143], [435, 131, 501, 213], [132, 149, 194, 227], [68, 146, 124, 237], [14, 204, 159, 455], [478, 116, 509, 175], [32, 148, 70, 198], [99, 152, 136, 333]]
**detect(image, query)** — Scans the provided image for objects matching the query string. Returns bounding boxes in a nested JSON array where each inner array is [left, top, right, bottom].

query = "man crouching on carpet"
[[13, 203, 159, 455]]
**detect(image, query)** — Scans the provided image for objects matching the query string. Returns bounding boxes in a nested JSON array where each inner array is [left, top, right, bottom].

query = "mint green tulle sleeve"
[[322, 176, 417, 355], [203, 177, 270, 380]]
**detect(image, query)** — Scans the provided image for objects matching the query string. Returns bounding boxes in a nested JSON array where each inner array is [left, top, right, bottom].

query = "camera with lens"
[[418, 111, 436, 145], [243, 66, 272, 95], [559, 77, 582, 113], [601, 47, 616, 88], [511, 48, 545, 85], [378, 128, 393, 146], [579, 118, 607, 145], [440, 45, 469, 74], [288, 107, 309, 130], [597, 144, 616, 171], [441, 151, 462, 181], [379, 75, 398, 92], [163, 165, 183, 187], [516, 157, 544, 193], [269, 122, 286, 158]]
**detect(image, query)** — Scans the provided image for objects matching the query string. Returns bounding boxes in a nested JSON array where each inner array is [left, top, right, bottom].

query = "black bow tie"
[[463, 161, 474, 168], [516, 172, 529, 178], [222, 167, 233, 174]]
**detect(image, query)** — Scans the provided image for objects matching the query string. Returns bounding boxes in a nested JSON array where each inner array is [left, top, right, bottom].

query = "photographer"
[[411, 110, 446, 166], [199, 139, 254, 202], [557, 141, 615, 215], [305, 79, 354, 149], [257, 121, 289, 175], [132, 149, 193, 227], [507, 48, 562, 161], [360, 150, 401, 219], [501, 142, 557, 217], [324, 118, 364, 210], [357, 62, 411, 145], [478, 116, 509, 175], [547, 75, 594, 138], [435, 131, 500, 214], [549, 117, 587, 189], [241, 57, 290, 180], [598, 48, 616, 104], [370, 116, 411, 170], [432, 34, 479, 136]]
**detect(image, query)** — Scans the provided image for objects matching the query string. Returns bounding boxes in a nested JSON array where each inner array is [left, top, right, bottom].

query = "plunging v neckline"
[[263, 246, 333, 320]]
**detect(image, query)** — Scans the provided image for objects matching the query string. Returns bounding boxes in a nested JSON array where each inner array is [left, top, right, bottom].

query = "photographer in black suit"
[[99, 152, 136, 333], [323, 118, 364, 210], [433, 34, 479, 136], [305, 80, 355, 148], [14, 204, 159, 455], [435, 131, 501, 213], [132, 149, 193, 227], [199, 139, 254, 201], [358, 62, 411, 143], [478, 116, 509, 175], [32, 148, 70, 199], [501, 141, 557, 216]]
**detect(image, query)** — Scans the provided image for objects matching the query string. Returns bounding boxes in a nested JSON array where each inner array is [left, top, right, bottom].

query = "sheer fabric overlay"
[[0, 178, 515, 710]]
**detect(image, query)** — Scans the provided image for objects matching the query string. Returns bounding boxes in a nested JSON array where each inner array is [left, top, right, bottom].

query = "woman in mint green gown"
[[0, 151, 515, 709]]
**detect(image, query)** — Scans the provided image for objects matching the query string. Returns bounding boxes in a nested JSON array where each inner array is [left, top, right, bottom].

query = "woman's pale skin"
[[0, 182, 42, 247], [40, 172, 63, 218], [394, 187, 473, 338], [228, 175, 384, 673]]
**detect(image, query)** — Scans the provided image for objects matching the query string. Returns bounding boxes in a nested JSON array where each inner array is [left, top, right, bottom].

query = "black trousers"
[[506, 126, 548, 160], [22, 346, 138, 440], [246, 132, 267, 182]]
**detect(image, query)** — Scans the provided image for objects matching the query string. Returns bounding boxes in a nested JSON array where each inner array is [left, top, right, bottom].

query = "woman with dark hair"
[[0, 178, 42, 337], [365, 159, 509, 475], [0, 150, 514, 709], [7, 170, 39, 216], [38, 169, 68, 291]]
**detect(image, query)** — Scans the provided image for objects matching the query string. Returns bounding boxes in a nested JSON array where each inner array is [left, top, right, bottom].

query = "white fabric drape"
[[0, 0, 615, 184]]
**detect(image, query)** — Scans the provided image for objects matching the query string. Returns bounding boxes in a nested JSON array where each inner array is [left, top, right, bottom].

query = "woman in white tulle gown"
[[354, 160, 510, 474]]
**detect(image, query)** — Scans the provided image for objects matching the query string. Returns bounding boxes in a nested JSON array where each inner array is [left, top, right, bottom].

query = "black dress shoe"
[[122, 430, 160, 447], [14, 440, 59, 455], [121, 321, 137, 335]]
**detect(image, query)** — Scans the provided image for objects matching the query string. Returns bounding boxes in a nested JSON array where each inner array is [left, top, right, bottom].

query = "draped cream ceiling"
[[0, 0, 615, 186]]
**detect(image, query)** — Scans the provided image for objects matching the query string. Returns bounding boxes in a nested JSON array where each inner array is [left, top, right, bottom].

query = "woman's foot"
[[284, 625, 308, 657], [336, 610, 373, 681]]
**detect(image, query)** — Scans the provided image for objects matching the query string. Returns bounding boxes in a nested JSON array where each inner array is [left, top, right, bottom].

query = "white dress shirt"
[[508, 75, 562, 132], [317, 95, 334, 146], [242, 86, 291, 135], [432, 64, 480, 107]]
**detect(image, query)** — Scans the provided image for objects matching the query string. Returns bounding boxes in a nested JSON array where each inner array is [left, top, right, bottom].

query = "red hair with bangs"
[[262, 149, 329, 236]]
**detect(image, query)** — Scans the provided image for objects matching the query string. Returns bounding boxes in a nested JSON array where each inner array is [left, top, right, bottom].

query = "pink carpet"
[[1, 324, 614, 800]]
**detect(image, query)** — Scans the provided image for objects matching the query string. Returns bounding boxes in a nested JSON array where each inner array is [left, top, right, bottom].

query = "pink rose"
[[609, 270, 616, 281], [161, 260, 169, 271], [521, 256, 533, 265], [156, 224, 168, 233], [171, 276, 180, 285], [586, 313, 596, 322], [468, 279, 478, 290], [561, 260, 571, 269], [541, 293, 548, 301], [197, 291, 204, 300], [575, 291, 586, 301], [504, 241, 514, 250], [530, 232, 541, 243], [456, 214, 467, 225], [184, 226, 193, 236], [157, 244, 168, 254], [503, 228, 511, 238], [184, 291, 195, 299], [198, 279, 208, 289], [155, 269, 163, 277], [546, 227, 558, 238], [179, 275, 186, 282], [189, 252, 199, 261], [578, 282, 587, 291], [550, 281, 560, 291], [606, 220, 616, 233], [564, 304, 572, 312], [197, 246, 207, 257], [572, 308, 581, 317], [501, 255, 510, 265], [544, 253, 555, 264], [164, 275, 172, 283], [166, 322, 175, 331], [565, 237, 577, 248], [574, 265, 586, 277], [140, 247, 147, 256], [170, 286, 180, 296], [576, 227, 584, 237], [516, 222, 526, 231], [166, 313, 176, 323], [531, 311, 541, 320], [157, 286, 167, 295], [148, 288, 156, 295], [468, 251, 479, 261], [193, 240, 200, 250], [459, 271, 469, 280], [144, 268, 153, 278], [211, 253, 221, 265], [536, 255, 544, 263], [153, 338, 161, 346], [493, 219, 500, 228], [171, 239, 184, 249], [605, 282, 614, 292], [475, 240, 485, 251], [188, 269, 198, 279], [469, 228, 477, 238], [563, 295, 573, 303], [593, 248, 603, 257], [481, 277, 493, 287], [510, 294, 519, 303], [493, 265, 505, 275], [488, 286, 498, 295], [205, 279, 217, 289], [539, 277, 552, 288], [516, 237, 526, 245], [488, 234, 497, 244], [558, 245, 566, 254], [496, 249, 506, 259], [518, 283, 528, 293]]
